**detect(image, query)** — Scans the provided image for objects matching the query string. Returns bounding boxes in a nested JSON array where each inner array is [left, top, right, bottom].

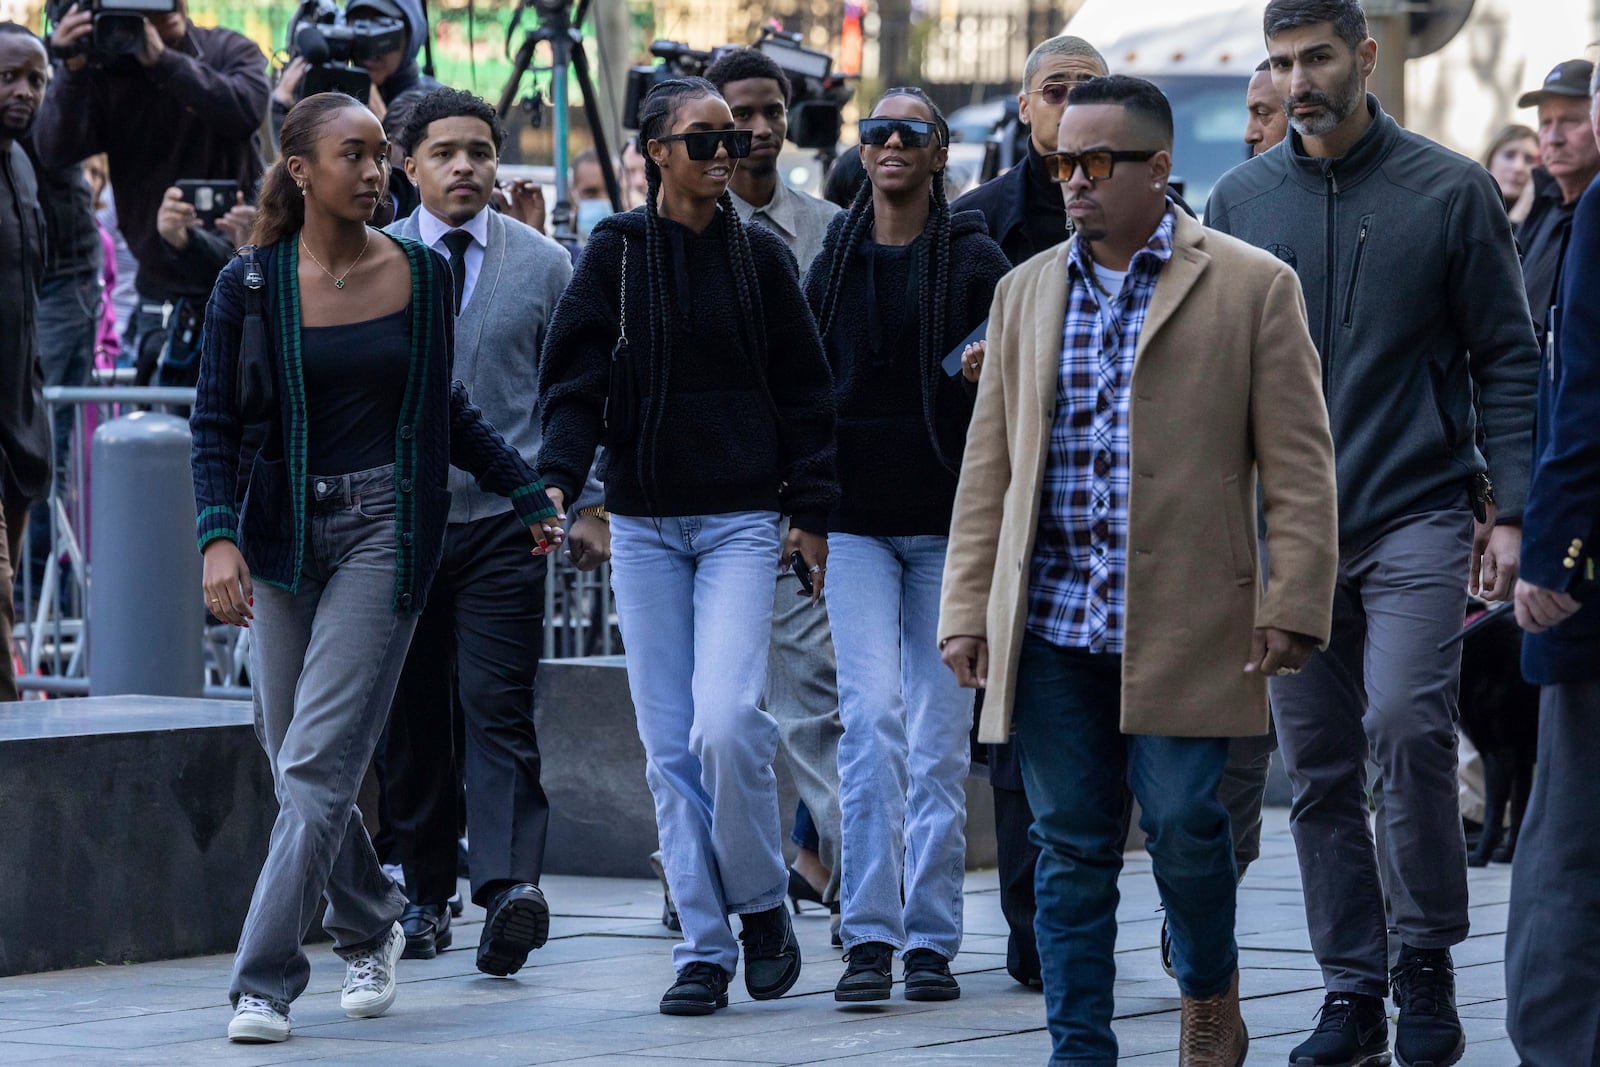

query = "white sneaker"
[[228, 994, 290, 1043], [340, 921, 405, 1019]]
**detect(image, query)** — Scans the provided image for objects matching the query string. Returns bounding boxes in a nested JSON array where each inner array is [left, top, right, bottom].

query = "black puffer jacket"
[[538, 206, 838, 532], [803, 208, 1009, 536]]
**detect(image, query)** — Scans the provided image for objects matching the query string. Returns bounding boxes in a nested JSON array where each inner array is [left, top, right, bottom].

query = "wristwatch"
[[575, 504, 609, 522]]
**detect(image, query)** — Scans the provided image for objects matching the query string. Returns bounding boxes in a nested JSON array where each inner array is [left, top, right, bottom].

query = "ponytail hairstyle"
[[633, 77, 770, 492], [250, 92, 373, 248], [816, 86, 959, 472]]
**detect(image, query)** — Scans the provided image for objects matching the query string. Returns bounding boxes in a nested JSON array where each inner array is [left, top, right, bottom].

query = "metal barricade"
[[10, 376, 620, 699]]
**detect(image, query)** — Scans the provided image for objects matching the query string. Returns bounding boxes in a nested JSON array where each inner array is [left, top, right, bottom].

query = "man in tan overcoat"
[[938, 75, 1337, 1066]]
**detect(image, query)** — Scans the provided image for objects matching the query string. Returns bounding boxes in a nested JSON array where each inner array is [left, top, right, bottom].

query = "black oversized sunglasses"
[[1044, 149, 1157, 183], [858, 117, 940, 148], [653, 129, 754, 161]]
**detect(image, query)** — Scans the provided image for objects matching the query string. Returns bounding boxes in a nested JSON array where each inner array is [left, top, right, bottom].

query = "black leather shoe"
[[476, 883, 549, 977], [660, 962, 731, 1016], [1392, 946, 1465, 1067], [834, 941, 894, 1002], [903, 948, 961, 1001], [400, 902, 452, 960], [1289, 992, 1392, 1066], [738, 905, 802, 1000]]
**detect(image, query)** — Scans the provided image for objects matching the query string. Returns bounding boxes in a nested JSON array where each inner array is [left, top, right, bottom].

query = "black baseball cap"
[[1518, 59, 1595, 107]]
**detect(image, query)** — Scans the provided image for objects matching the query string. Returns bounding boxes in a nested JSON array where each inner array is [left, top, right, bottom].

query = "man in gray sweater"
[[1206, 3, 1539, 1065], [382, 88, 598, 978]]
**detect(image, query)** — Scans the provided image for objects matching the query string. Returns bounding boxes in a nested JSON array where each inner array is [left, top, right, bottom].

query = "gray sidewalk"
[[0, 810, 1515, 1065]]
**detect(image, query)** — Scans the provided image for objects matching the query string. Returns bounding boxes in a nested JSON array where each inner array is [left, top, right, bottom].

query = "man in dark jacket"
[[1206, 3, 1540, 1065], [1514, 59, 1598, 350], [35, 1, 266, 304], [1506, 71, 1600, 1062], [0, 23, 52, 703]]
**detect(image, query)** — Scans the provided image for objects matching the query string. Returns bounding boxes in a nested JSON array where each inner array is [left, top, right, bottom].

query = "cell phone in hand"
[[176, 180, 240, 225], [789, 550, 814, 596]]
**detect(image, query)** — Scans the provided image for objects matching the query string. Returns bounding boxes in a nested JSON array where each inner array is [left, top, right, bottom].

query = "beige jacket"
[[939, 211, 1338, 742]]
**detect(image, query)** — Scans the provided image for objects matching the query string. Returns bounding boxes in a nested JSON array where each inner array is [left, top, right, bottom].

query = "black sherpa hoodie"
[[538, 205, 839, 532], [803, 208, 1009, 537]]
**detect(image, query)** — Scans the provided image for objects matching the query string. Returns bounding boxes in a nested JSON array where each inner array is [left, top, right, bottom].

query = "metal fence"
[[12, 375, 619, 700]]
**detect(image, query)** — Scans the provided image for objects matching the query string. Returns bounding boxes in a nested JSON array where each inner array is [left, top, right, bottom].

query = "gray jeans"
[[765, 517, 843, 900], [1270, 508, 1471, 997], [1506, 678, 1600, 1065], [228, 465, 415, 1009]]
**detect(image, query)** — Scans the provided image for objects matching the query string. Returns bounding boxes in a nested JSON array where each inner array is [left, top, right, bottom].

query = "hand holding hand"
[[202, 541, 254, 627], [940, 636, 989, 688], [566, 514, 611, 571], [1245, 627, 1316, 677], [531, 487, 566, 556], [783, 526, 828, 606]]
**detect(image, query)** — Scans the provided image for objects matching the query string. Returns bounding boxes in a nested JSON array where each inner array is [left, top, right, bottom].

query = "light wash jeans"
[[610, 511, 788, 976], [228, 465, 414, 1010], [827, 533, 970, 959]]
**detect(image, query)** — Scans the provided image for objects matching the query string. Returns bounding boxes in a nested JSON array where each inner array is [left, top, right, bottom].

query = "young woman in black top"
[[190, 92, 561, 1044], [805, 87, 1010, 1004], [538, 77, 837, 1017]]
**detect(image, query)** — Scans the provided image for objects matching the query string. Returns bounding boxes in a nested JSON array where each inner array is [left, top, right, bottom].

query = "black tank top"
[[300, 307, 410, 475]]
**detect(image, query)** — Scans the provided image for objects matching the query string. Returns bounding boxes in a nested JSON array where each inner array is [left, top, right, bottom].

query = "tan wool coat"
[[939, 210, 1339, 742]]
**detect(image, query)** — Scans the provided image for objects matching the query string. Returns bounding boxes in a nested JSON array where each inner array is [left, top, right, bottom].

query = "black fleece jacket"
[[804, 208, 1009, 536], [538, 206, 838, 531]]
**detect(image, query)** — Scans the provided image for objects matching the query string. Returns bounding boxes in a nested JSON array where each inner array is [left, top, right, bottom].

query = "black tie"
[[441, 229, 473, 314]]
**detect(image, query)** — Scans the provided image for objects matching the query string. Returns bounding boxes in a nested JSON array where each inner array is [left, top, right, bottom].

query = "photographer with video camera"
[[273, 0, 440, 134], [33, 0, 267, 381]]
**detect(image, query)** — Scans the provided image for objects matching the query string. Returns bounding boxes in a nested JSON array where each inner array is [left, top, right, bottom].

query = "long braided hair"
[[814, 87, 959, 472], [634, 77, 771, 494]]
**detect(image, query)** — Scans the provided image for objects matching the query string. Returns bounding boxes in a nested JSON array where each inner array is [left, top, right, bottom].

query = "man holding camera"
[[33, 0, 266, 379], [273, 0, 440, 132]]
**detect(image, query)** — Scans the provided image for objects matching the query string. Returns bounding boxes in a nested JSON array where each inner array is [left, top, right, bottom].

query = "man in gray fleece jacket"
[[1206, 3, 1538, 1066]]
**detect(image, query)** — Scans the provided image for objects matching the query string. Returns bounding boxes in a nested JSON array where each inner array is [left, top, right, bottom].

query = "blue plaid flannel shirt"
[[1026, 208, 1176, 653]]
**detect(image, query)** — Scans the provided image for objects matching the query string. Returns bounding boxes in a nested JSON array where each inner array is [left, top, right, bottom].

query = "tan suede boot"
[[1179, 970, 1249, 1066]]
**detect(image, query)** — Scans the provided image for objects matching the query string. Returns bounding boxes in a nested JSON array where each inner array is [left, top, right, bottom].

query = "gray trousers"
[[228, 467, 414, 1009], [1506, 678, 1600, 1066], [1270, 508, 1471, 997], [765, 517, 844, 901], [1220, 718, 1277, 878]]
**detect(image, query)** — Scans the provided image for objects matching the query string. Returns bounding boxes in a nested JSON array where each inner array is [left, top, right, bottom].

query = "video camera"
[[287, 0, 407, 101], [623, 27, 853, 152], [45, 0, 179, 61]]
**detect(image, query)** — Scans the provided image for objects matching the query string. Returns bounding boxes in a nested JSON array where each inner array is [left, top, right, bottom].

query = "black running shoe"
[[1289, 992, 1392, 1066], [1391, 946, 1465, 1067], [738, 905, 802, 1000], [903, 948, 961, 1001], [834, 941, 894, 1002], [660, 962, 731, 1016]]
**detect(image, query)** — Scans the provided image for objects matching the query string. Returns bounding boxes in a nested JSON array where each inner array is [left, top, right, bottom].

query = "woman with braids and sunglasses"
[[190, 93, 563, 1044], [805, 88, 1009, 1004], [537, 77, 837, 1017]]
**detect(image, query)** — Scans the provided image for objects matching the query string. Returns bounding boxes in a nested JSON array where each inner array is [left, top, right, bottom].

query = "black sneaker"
[[476, 883, 550, 977], [1289, 992, 1392, 1066], [1391, 946, 1465, 1067], [399, 901, 453, 960], [660, 962, 730, 1016], [835, 941, 894, 1002], [903, 948, 961, 1001], [738, 905, 802, 1000]]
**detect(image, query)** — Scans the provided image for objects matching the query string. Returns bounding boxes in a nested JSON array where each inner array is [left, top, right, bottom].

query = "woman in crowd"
[[805, 87, 1009, 1003], [1483, 123, 1540, 226], [190, 92, 561, 1045], [537, 77, 837, 1018]]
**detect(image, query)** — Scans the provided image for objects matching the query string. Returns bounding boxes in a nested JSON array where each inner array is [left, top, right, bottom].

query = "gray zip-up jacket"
[[1207, 97, 1539, 546]]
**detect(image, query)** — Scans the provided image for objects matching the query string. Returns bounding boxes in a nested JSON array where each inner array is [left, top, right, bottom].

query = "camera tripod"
[[498, 0, 625, 247]]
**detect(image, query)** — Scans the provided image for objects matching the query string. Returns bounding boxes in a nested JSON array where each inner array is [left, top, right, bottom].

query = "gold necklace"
[[301, 230, 370, 289]]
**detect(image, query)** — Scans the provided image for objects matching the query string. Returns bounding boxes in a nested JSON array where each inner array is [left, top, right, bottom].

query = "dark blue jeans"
[[1011, 633, 1237, 1065]]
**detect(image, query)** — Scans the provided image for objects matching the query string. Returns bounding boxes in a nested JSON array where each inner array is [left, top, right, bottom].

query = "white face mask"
[[576, 198, 612, 238]]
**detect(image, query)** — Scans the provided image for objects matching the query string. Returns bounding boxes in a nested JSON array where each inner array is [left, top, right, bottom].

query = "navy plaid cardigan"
[[190, 234, 558, 613]]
